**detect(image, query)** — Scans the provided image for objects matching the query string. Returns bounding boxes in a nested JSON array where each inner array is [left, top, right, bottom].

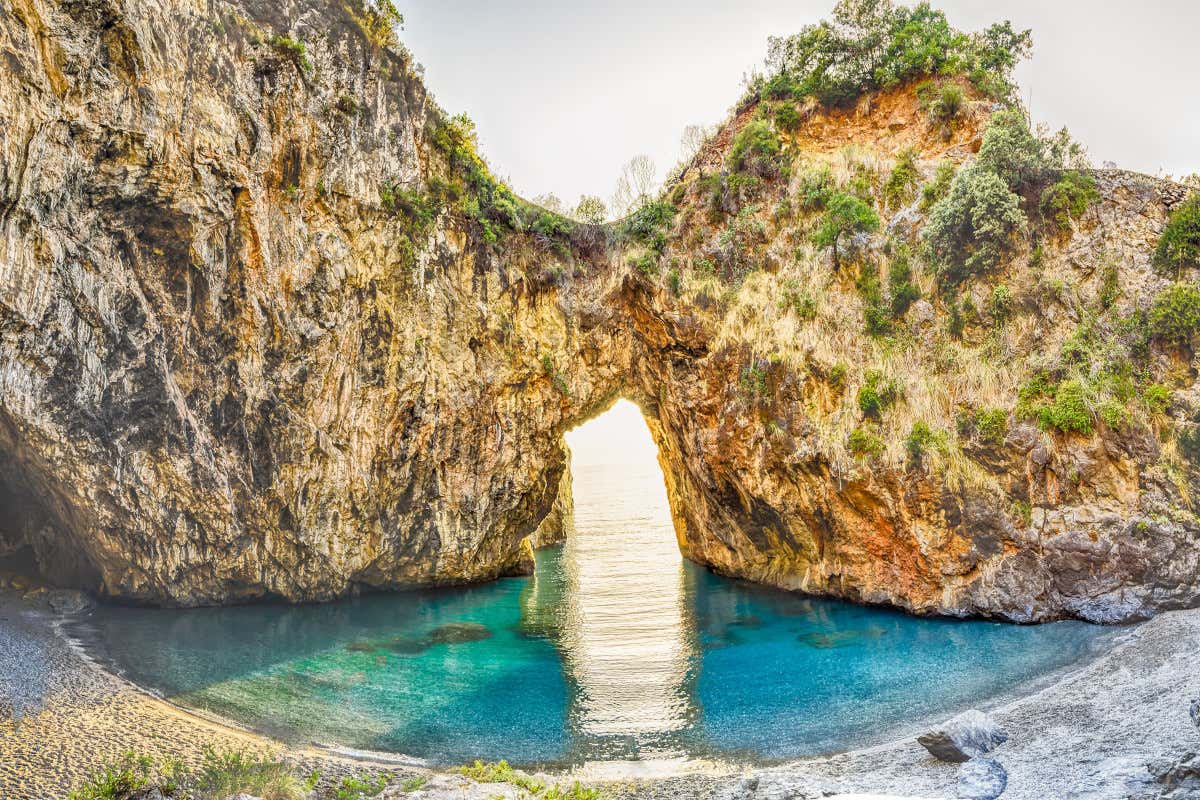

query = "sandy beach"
[[2, 590, 1198, 800]]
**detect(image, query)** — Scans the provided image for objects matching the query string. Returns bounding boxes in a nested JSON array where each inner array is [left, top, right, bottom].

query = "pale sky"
[[402, 1, 1199, 209]]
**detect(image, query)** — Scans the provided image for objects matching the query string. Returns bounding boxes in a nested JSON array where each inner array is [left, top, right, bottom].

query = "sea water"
[[76, 402, 1108, 767]]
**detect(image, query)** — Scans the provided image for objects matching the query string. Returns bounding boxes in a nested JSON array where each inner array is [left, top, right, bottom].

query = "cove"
[[70, 402, 1111, 768]]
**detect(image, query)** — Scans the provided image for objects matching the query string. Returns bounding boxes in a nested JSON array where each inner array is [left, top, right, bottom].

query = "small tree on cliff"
[[573, 194, 607, 224], [610, 155, 658, 218], [813, 191, 880, 268]]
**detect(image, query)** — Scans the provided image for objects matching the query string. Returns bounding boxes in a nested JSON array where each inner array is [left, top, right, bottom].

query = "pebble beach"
[[2, 588, 1199, 800]]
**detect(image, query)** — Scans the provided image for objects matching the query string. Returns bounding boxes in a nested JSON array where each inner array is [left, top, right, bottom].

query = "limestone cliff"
[[1, 0, 1197, 621], [0, 0, 627, 603]]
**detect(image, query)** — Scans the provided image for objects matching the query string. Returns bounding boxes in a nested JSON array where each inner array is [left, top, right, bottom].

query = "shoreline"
[[2, 595, 1197, 800]]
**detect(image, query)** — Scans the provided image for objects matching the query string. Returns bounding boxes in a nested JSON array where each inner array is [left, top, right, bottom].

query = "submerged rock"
[[917, 710, 1008, 762], [1190, 698, 1199, 732], [386, 636, 434, 656], [957, 757, 1007, 800], [427, 623, 492, 645]]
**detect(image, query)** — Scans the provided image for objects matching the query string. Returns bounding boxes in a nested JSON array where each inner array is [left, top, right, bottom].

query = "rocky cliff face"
[[632, 168, 1200, 623], [1, 0, 1197, 621], [0, 0, 627, 603]]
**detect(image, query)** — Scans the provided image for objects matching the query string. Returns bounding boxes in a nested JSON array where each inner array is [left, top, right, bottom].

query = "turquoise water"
[[75, 402, 1110, 767]]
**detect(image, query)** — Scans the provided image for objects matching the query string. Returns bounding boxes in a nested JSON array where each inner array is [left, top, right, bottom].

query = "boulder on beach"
[[47, 589, 94, 616], [917, 710, 1008, 762], [957, 757, 1007, 800]]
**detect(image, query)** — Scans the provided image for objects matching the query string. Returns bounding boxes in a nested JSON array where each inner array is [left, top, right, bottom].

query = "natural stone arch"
[[1, 0, 1197, 625]]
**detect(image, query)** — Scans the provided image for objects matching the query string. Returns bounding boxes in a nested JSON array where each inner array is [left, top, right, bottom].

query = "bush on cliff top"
[[748, 0, 1031, 109], [1154, 194, 1200, 277], [1040, 170, 1099, 230]]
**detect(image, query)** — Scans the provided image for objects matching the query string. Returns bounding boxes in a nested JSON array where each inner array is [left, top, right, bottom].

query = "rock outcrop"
[[917, 710, 1008, 763], [1, 0, 1198, 621]]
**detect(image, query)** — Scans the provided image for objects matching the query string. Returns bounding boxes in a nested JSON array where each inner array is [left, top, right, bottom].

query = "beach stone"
[[711, 771, 835, 799], [47, 589, 94, 615], [380, 773, 524, 798], [126, 788, 169, 800], [957, 757, 1007, 799], [1151, 751, 1200, 794], [918, 710, 1009, 762]]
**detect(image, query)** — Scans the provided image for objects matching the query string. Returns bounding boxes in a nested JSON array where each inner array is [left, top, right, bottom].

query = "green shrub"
[[622, 200, 676, 245], [1153, 194, 1200, 276], [975, 408, 1009, 443], [924, 165, 1026, 285], [1180, 424, 1200, 464], [919, 81, 965, 127], [335, 773, 389, 800], [1148, 282, 1200, 346], [1020, 378, 1093, 435], [1144, 384, 1171, 414], [270, 35, 312, 73], [988, 283, 1014, 322], [456, 760, 598, 800], [739, 364, 770, 398], [887, 248, 920, 316], [857, 370, 899, 418], [857, 266, 891, 337], [70, 753, 153, 800], [1098, 399, 1129, 430], [667, 267, 682, 295], [541, 355, 570, 396], [1039, 170, 1098, 229], [848, 427, 886, 458], [813, 191, 880, 267], [779, 279, 817, 319], [773, 103, 803, 133], [919, 160, 955, 211], [976, 108, 1044, 190], [829, 362, 848, 390], [729, 120, 781, 175], [348, 0, 404, 47], [381, 183, 438, 231], [883, 149, 920, 208], [905, 421, 944, 462], [1098, 263, 1121, 309], [531, 212, 572, 240], [192, 749, 309, 800], [797, 164, 836, 211]]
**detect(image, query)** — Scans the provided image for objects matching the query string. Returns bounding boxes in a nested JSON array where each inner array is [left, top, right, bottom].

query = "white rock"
[[957, 757, 1007, 800], [917, 710, 1009, 763]]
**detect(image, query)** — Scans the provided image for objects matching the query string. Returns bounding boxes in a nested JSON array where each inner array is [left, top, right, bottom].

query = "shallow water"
[[76, 401, 1109, 767]]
